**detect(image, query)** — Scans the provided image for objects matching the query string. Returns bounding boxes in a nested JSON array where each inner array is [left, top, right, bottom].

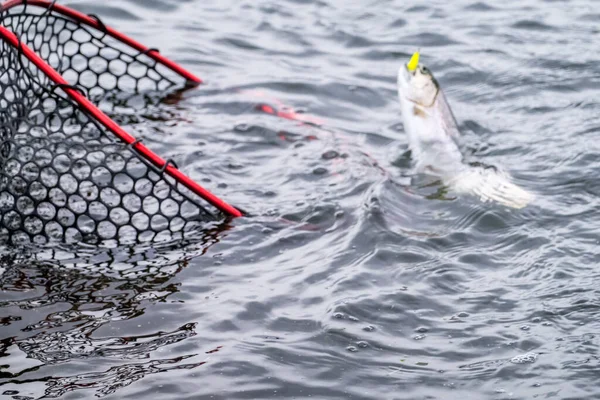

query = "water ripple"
[[1, 0, 599, 399]]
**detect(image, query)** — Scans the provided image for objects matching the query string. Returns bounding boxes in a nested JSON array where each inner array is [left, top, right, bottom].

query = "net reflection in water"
[[0, 221, 229, 398]]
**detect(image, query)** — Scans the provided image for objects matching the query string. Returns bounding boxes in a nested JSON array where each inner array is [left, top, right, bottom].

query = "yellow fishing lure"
[[407, 51, 420, 72]]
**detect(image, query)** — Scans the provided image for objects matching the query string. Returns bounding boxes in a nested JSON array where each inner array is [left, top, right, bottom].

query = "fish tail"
[[449, 166, 534, 209]]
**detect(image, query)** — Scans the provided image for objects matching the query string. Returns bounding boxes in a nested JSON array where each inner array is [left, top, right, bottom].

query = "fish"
[[397, 51, 534, 209]]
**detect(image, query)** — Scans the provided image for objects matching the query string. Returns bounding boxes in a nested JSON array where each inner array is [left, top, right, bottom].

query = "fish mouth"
[[400, 51, 440, 107]]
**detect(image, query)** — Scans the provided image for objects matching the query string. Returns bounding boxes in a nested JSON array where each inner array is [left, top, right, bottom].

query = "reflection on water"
[[0, 221, 229, 398]]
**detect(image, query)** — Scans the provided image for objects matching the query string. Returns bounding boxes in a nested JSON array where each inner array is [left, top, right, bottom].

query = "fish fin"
[[449, 166, 534, 209]]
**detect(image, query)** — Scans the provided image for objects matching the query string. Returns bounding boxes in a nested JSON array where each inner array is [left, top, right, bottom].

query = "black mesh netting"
[[0, 4, 219, 246]]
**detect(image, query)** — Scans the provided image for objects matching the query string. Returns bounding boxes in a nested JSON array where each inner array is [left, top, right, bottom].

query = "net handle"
[[1, 0, 202, 85], [0, 25, 243, 218]]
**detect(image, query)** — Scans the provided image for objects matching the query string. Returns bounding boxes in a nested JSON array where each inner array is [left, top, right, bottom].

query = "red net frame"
[[0, 0, 242, 245]]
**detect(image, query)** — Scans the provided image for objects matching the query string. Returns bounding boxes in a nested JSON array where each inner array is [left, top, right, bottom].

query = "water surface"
[[1, 0, 600, 399]]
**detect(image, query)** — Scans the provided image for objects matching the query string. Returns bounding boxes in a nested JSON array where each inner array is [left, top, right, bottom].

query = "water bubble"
[[234, 123, 250, 132], [333, 312, 345, 319], [520, 325, 530, 331], [457, 312, 469, 318], [510, 352, 537, 364], [415, 326, 429, 333], [357, 341, 368, 348], [413, 334, 426, 340], [346, 346, 358, 352], [363, 325, 376, 332]]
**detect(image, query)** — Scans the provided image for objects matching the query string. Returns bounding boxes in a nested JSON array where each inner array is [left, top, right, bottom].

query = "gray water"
[[1, 0, 600, 399]]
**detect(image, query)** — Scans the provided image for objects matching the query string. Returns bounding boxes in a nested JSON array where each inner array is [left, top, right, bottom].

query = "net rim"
[[0, 1, 243, 218], [1, 0, 203, 84]]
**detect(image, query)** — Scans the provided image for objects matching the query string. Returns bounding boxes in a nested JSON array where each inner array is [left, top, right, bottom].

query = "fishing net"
[[0, 1, 240, 246]]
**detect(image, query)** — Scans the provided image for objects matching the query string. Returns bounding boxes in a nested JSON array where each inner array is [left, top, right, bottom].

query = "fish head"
[[398, 51, 439, 107]]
